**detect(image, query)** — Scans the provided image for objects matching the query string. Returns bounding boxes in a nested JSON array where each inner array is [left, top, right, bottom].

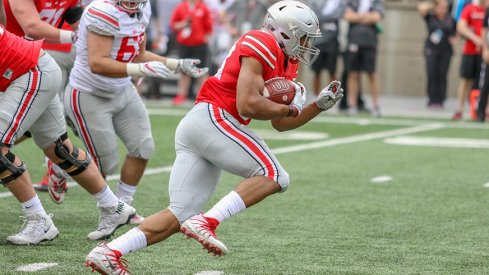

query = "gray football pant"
[[168, 102, 289, 224], [64, 83, 155, 176]]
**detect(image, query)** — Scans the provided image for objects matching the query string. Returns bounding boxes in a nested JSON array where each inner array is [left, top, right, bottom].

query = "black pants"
[[425, 48, 452, 105], [477, 63, 489, 121], [340, 51, 365, 110]]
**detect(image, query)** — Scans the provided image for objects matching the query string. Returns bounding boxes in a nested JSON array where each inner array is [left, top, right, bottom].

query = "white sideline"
[[0, 123, 444, 199], [15, 263, 58, 272]]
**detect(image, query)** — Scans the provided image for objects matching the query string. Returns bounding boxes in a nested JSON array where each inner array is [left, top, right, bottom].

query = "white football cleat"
[[86, 242, 131, 275], [181, 213, 228, 256], [119, 197, 145, 225], [7, 213, 59, 245], [47, 160, 68, 204], [87, 201, 135, 240]]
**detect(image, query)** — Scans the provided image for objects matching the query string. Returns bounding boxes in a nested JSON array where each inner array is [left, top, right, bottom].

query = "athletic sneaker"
[[46, 160, 68, 204], [33, 170, 49, 192], [119, 197, 145, 225], [452, 112, 462, 121], [7, 213, 59, 245], [180, 213, 228, 256], [86, 242, 131, 275], [87, 201, 136, 240], [172, 94, 187, 106]]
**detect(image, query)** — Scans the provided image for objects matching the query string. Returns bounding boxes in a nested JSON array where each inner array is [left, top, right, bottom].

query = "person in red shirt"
[[170, 0, 213, 105], [0, 25, 120, 245], [85, 2, 343, 274], [4, 0, 85, 200], [452, 0, 487, 120]]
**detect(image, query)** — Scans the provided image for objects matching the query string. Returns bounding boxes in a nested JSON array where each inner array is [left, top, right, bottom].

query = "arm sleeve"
[[169, 6, 182, 31], [371, 0, 385, 17], [239, 33, 278, 72], [459, 5, 471, 23]]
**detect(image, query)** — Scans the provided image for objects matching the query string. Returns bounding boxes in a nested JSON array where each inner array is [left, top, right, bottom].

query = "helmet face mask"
[[116, 0, 147, 14], [263, 1, 321, 65]]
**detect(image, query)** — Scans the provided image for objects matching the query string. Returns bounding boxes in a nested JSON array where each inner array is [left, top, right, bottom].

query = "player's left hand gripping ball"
[[314, 80, 344, 111], [178, 59, 209, 78]]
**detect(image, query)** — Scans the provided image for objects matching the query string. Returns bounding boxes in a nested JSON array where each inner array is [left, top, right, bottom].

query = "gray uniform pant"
[[169, 102, 289, 224], [0, 53, 65, 149], [64, 83, 155, 176]]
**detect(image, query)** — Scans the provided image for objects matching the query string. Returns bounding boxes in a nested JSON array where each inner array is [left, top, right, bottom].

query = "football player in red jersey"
[[4, 0, 151, 241], [0, 24, 124, 245], [4, 0, 85, 201], [85, 1, 343, 273]]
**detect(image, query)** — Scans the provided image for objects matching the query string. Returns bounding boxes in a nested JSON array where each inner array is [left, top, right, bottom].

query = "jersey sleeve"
[[459, 5, 472, 23], [239, 32, 278, 72], [84, 3, 121, 37]]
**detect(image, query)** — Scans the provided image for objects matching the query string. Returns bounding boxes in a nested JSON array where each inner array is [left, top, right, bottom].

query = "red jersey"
[[170, 0, 212, 46], [3, 0, 79, 52], [460, 4, 485, 55], [196, 30, 299, 125], [0, 25, 42, 91]]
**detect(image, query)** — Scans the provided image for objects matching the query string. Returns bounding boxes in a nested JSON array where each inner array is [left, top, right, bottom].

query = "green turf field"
[[1, 106, 489, 274]]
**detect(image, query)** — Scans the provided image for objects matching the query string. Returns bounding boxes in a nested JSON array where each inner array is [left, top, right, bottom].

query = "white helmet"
[[263, 1, 321, 65], [114, 0, 147, 14]]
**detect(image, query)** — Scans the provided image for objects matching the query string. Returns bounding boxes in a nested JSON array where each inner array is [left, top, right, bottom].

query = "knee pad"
[[129, 136, 155, 160], [0, 149, 26, 185], [54, 133, 91, 176]]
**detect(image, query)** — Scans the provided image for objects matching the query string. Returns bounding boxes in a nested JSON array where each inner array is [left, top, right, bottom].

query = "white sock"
[[92, 185, 119, 207], [21, 194, 46, 216], [116, 180, 137, 202], [108, 227, 147, 255], [205, 191, 246, 223]]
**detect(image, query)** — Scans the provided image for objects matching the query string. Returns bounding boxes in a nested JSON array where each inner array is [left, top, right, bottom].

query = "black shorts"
[[177, 43, 209, 68], [460, 54, 482, 80], [311, 47, 339, 74], [348, 44, 377, 73]]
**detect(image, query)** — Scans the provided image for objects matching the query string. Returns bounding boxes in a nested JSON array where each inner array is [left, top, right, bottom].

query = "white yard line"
[[271, 123, 445, 155], [15, 263, 58, 272], [0, 123, 443, 199], [147, 107, 489, 129], [385, 136, 489, 148]]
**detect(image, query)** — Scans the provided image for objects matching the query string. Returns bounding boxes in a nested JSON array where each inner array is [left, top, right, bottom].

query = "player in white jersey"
[[65, 0, 207, 233]]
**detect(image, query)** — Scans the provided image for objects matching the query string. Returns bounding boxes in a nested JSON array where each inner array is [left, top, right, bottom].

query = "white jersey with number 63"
[[70, 0, 150, 95]]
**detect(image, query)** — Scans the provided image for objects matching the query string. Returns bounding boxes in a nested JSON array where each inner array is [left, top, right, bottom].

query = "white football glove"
[[176, 59, 209, 78], [289, 81, 307, 117], [128, 62, 170, 79], [314, 80, 344, 111]]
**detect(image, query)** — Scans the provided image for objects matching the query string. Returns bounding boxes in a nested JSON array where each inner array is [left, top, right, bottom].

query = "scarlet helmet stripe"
[[69, 88, 102, 172], [2, 66, 41, 144], [208, 104, 278, 182]]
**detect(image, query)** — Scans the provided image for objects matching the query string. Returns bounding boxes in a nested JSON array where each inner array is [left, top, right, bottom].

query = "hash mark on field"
[[0, 124, 443, 199], [194, 271, 223, 275], [371, 176, 393, 183], [16, 262, 58, 272], [384, 136, 489, 148]]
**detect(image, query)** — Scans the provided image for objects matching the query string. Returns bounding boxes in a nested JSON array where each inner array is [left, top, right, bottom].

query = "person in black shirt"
[[418, 0, 456, 108]]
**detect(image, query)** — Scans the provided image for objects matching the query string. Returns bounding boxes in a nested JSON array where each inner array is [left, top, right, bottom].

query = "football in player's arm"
[[84, 1, 343, 274]]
